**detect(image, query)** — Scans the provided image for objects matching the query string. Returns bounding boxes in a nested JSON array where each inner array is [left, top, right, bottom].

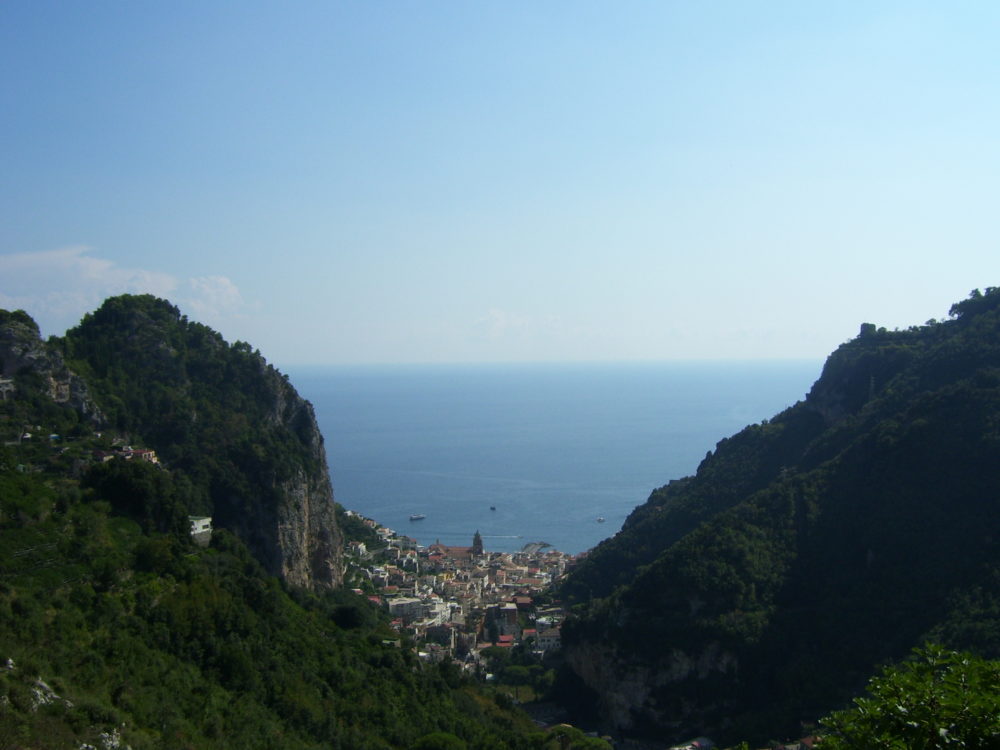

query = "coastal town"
[[335, 516, 818, 750], [341, 510, 573, 672]]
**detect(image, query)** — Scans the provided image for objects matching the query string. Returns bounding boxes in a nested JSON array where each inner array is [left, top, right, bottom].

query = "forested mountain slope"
[[558, 287, 1000, 743], [0, 299, 574, 749], [55, 294, 343, 590]]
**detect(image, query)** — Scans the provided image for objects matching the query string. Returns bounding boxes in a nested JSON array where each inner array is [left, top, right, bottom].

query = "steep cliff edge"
[[558, 287, 1000, 743], [206, 353, 342, 589], [49, 295, 342, 590], [212, 354, 343, 590]]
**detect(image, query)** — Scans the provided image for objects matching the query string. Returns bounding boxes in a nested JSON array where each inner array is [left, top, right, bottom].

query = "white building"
[[189, 516, 213, 535], [388, 597, 425, 622], [538, 627, 561, 652], [189, 516, 213, 546]]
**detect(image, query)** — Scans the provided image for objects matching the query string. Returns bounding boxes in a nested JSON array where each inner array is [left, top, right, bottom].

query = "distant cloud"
[[0, 246, 247, 337], [182, 275, 246, 320]]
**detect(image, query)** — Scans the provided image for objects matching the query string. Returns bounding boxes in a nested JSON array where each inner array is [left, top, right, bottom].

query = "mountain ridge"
[[557, 287, 1000, 742]]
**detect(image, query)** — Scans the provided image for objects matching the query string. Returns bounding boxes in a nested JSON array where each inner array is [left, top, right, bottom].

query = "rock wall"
[[187, 351, 344, 591], [563, 638, 738, 736], [0, 311, 105, 424], [277, 465, 342, 589], [264, 361, 343, 590]]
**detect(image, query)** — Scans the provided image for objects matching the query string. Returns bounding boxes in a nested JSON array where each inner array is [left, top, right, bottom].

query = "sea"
[[289, 361, 822, 556]]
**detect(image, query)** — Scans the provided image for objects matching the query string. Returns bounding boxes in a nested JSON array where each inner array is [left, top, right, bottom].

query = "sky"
[[2, 1, 999, 367]]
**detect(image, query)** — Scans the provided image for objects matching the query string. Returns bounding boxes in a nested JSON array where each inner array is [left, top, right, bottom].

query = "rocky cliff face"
[[254, 364, 342, 589], [277, 464, 342, 589], [563, 638, 738, 735], [209, 360, 343, 590], [0, 310, 105, 424]]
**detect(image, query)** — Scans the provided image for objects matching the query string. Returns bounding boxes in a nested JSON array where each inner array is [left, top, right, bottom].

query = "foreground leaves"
[[821, 645, 1000, 749]]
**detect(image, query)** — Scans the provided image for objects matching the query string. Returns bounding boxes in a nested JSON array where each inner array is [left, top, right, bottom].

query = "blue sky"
[[2, 2, 999, 367]]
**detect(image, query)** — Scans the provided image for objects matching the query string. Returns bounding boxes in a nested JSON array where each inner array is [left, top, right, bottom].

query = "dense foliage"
[[55, 295, 324, 543], [558, 288, 1000, 743], [820, 645, 1000, 748], [0, 299, 572, 749], [0, 469, 549, 748]]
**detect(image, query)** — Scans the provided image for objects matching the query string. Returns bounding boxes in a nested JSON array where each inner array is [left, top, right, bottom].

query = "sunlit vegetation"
[[0, 475, 549, 747], [0, 297, 577, 748]]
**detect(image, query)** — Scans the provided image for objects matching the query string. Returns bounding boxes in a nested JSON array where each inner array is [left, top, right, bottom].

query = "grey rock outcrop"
[[563, 637, 737, 735], [0, 310, 105, 424], [250, 364, 343, 589]]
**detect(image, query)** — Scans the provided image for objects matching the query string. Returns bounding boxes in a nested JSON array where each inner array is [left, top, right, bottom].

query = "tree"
[[949, 287, 1000, 320], [544, 725, 612, 749], [410, 731, 467, 750], [820, 644, 1000, 749], [83, 458, 190, 537]]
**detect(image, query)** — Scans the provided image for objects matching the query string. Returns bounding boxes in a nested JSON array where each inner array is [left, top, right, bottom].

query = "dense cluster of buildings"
[[343, 512, 575, 666]]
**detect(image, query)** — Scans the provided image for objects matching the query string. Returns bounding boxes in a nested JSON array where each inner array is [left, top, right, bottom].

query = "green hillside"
[[8, 288, 1000, 746], [0, 485, 540, 749], [558, 287, 1000, 743], [53, 294, 342, 589], [0, 299, 578, 749]]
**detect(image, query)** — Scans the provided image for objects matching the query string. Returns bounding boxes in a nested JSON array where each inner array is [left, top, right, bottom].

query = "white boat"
[[409, 513, 426, 521], [596, 516, 606, 523]]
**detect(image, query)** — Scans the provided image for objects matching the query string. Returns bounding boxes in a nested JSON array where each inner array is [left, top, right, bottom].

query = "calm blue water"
[[289, 361, 821, 555]]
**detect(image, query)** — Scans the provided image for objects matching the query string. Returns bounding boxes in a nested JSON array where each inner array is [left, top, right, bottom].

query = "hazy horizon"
[[286, 356, 826, 371]]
